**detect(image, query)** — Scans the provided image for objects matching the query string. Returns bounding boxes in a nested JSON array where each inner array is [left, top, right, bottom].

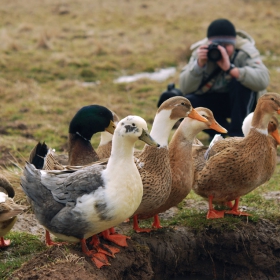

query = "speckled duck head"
[[115, 116, 159, 147]]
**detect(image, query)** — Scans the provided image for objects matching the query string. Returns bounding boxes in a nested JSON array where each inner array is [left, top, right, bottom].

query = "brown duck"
[[192, 92, 280, 219], [132, 97, 208, 232], [0, 174, 25, 247], [150, 107, 227, 217]]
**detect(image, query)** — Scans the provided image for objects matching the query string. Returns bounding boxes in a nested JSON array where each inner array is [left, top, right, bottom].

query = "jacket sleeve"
[[236, 46, 269, 92], [179, 52, 205, 95]]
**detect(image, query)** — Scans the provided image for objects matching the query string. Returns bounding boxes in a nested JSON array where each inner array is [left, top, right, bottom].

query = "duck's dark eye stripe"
[[124, 125, 138, 133]]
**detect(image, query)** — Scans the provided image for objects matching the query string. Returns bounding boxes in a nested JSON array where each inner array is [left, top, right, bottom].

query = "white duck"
[[21, 115, 158, 268]]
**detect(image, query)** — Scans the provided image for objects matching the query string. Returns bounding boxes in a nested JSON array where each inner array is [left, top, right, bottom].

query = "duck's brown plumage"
[[193, 92, 280, 211], [0, 175, 25, 247], [147, 107, 227, 216], [133, 97, 208, 230]]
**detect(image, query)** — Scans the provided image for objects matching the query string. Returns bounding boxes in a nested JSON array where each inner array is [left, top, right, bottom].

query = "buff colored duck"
[[151, 107, 227, 216], [132, 97, 208, 232], [21, 116, 158, 268], [242, 112, 280, 145], [0, 175, 25, 247], [193, 92, 280, 219]]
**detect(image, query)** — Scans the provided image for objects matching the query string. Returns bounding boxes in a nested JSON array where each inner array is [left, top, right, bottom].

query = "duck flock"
[[1, 92, 280, 268]]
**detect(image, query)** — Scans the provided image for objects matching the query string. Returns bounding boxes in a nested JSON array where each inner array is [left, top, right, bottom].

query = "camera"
[[207, 43, 222, 62]]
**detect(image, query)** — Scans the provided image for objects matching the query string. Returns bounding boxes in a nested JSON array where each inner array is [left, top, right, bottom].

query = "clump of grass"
[[0, 232, 46, 279]]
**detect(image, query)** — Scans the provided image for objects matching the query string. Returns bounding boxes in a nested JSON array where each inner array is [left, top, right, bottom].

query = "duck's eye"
[[202, 114, 208, 119], [132, 123, 135, 126], [181, 102, 185, 106], [271, 97, 275, 101]]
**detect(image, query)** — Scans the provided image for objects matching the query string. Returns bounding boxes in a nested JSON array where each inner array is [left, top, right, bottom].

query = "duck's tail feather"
[[20, 162, 51, 205], [29, 142, 49, 170]]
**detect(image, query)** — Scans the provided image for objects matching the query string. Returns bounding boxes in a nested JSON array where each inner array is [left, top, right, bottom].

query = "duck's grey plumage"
[[21, 115, 158, 242]]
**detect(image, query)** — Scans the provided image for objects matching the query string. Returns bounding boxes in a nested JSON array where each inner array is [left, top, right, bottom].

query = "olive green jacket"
[[179, 30, 269, 98]]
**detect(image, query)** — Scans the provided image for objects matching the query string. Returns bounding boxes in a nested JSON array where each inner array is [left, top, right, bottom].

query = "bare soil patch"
[[7, 209, 280, 280]]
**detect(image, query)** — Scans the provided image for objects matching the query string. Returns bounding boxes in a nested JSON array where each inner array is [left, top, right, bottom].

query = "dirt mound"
[[10, 218, 280, 280]]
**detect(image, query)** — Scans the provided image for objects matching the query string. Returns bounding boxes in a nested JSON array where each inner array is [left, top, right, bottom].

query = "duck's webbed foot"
[[152, 214, 162, 229], [225, 197, 251, 216], [207, 209, 225, 219], [101, 228, 130, 247], [207, 195, 225, 219], [0, 237, 11, 247], [133, 215, 152, 233], [45, 230, 68, 246], [81, 238, 111, 269], [90, 234, 119, 257]]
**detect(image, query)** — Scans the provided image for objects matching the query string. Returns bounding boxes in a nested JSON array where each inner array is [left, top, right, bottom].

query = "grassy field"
[[1, 0, 280, 277]]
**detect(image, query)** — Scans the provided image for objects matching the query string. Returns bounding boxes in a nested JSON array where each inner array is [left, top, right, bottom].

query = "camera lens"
[[207, 43, 222, 62]]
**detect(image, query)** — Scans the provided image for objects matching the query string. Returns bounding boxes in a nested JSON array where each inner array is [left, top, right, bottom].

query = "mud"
[[9, 217, 280, 280]]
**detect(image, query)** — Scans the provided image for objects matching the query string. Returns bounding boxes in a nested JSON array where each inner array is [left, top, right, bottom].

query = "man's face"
[[224, 44, 235, 57]]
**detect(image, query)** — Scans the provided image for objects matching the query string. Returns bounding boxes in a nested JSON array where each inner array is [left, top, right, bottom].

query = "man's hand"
[[216, 45, 231, 71], [197, 45, 209, 67]]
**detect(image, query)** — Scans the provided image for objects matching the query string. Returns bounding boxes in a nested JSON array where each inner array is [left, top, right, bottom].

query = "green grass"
[[0, 232, 46, 280]]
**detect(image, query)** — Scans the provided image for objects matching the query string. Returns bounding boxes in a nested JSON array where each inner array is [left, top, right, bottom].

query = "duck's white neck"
[[107, 134, 135, 169], [99, 131, 113, 146], [150, 110, 177, 147], [249, 126, 268, 135]]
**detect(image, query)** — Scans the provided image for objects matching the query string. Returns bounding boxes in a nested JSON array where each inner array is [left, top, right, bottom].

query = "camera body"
[[207, 43, 222, 62]]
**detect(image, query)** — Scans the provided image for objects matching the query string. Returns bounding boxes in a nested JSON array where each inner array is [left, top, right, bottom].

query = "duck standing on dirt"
[[29, 105, 117, 246], [21, 115, 158, 268], [132, 97, 208, 232], [192, 92, 280, 219], [0, 175, 25, 247], [150, 107, 227, 217]]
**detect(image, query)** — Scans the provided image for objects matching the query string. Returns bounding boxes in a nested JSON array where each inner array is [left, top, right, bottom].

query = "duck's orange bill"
[[271, 128, 280, 145], [277, 108, 280, 114], [188, 109, 208, 122], [209, 122, 228, 134]]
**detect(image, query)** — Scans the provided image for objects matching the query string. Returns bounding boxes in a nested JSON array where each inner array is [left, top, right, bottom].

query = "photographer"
[[179, 18, 269, 139]]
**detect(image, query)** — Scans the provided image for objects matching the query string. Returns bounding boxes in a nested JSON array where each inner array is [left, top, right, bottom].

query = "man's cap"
[[207, 19, 236, 45]]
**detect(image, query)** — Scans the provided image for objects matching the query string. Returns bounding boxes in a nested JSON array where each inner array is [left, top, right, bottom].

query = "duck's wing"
[[0, 198, 25, 222], [22, 162, 106, 206]]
